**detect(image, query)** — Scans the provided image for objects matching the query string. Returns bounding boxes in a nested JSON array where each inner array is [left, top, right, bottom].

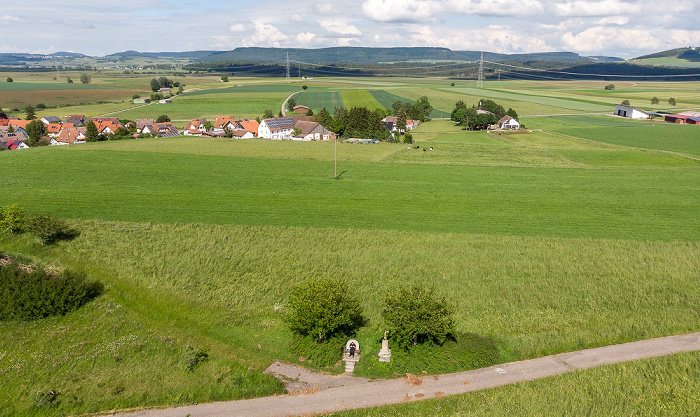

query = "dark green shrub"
[[285, 277, 364, 340], [403, 133, 413, 144], [25, 215, 79, 245], [34, 390, 60, 408], [182, 345, 209, 372], [382, 285, 456, 349], [0, 261, 103, 320]]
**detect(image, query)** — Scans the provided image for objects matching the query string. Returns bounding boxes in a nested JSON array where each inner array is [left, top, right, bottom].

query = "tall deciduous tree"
[[150, 78, 160, 92], [415, 96, 433, 119], [25, 120, 45, 145], [85, 121, 99, 142], [25, 105, 35, 120], [285, 277, 364, 340], [396, 107, 407, 133], [382, 285, 456, 348], [80, 73, 91, 84]]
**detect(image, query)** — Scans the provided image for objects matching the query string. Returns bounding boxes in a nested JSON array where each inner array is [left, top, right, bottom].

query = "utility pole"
[[477, 52, 484, 89]]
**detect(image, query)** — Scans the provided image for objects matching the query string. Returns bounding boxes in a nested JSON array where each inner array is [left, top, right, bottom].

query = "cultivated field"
[[1, 76, 699, 416]]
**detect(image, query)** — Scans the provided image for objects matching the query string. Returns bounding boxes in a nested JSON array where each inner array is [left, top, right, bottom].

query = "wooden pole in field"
[[334, 136, 337, 178]]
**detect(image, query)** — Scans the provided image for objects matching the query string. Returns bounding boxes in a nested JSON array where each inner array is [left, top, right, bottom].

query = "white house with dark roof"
[[293, 120, 336, 141], [498, 116, 520, 130], [258, 117, 295, 139], [614, 104, 650, 119]]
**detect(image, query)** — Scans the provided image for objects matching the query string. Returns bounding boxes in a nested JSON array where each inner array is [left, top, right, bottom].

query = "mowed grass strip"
[[340, 89, 383, 109], [1, 145, 699, 241]]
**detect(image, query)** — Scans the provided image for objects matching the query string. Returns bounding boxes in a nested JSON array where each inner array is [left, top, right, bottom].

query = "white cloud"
[[229, 23, 246, 32], [595, 16, 629, 25], [296, 32, 317, 46], [552, 1, 637, 17], [291, 14, 305, 23], [0, 15, 21, 22], [320, 20, 362, 36], [242, 22, 288, 47], [362, 0, 443, 23], [561, 26, 659, 53]]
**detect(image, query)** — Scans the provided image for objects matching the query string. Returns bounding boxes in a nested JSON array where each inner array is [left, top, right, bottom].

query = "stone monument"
[[378, 330, 391, 362]]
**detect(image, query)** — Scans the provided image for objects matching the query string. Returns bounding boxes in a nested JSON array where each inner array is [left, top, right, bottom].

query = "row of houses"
[[182, 116, 339, 141]]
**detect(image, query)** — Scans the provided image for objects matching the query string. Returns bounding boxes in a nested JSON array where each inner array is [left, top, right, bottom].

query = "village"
[[0, 101, 429, 150]]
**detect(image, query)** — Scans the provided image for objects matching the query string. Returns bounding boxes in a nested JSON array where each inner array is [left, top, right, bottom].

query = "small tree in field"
[[382, 285, 456, 349], [285, 277, 364, 341], [621, 99, 630, 105], [669, 97, 676, 106], [221, 74, 229, 82], [651, 96, 660, 105]]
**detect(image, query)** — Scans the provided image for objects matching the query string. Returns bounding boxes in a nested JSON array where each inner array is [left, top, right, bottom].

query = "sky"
[[1, 0, 699, 59]]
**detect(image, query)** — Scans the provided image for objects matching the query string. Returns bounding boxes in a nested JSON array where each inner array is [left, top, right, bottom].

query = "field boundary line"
[[111, 332, 700, 417]]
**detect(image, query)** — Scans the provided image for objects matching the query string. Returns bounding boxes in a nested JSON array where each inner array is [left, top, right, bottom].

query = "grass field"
[[1, 76, 700, 416]]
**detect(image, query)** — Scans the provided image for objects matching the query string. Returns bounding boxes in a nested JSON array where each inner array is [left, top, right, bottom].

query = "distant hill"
[[634, 47, 694, 60], [102, 47, 621, 65]]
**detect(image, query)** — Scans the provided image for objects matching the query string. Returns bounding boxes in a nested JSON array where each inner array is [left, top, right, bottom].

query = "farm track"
[[111, 332, 700, 417]]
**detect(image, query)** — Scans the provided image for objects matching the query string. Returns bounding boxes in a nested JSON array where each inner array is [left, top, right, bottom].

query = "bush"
[[285, 277, 364, 340], [622, 99, 630, 105], [382, 285, 456, 349], [33, 390, 60, 408], [182, 345, 209, 372], [605, 84, 615, 90], [0, 204, 28, 235], [0, 261, 103, 321], [6, 77, 13, 82], [25, 215, 79, 246], [403, 133, 413, 144]]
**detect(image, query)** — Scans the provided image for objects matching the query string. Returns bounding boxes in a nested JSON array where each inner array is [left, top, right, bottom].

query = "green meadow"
[[1, 77, 700, 416]]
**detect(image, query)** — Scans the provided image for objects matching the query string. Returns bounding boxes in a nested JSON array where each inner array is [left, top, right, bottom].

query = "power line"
[[483, 59, 700, 78]]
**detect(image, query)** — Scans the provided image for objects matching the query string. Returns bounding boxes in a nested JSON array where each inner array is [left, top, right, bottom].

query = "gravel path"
[[110, 332, 700, 417]]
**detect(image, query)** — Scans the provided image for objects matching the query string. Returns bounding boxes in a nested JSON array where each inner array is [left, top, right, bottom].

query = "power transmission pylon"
[[477, 52, 484, 88], [286, 52, 290, 84]]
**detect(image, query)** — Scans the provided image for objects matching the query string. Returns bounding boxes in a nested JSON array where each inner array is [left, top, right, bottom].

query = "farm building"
[[293, 105, 310, 114], [614, 104, 650, 119], [293, 120, 336, 141], [498, 116, 520, 130], [258, 117, 295, 139], [133, 97, 150, 104]]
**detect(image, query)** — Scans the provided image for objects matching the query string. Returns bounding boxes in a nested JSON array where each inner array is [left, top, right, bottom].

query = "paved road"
[[111, 332, 700, 417]]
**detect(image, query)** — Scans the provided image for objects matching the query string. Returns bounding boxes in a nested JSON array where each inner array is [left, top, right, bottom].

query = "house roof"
[[237, 120, 259, 134], [498, 116, 518, 124], [8, 120, 34, 129], [41, 116, 62, 124], [47, 123, 62, 133], [295, 120, 321, 136], [263, 117, 295, 130], [6, 139, 28, 150], [679, 111, 700, 118], [229, 129, 250, 138], [185, 119, 207, 130], [0, 132, 28, 143], [55, 127, 87, 144], [68, 114, 87, 121], [214, 116, 237, 129]]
